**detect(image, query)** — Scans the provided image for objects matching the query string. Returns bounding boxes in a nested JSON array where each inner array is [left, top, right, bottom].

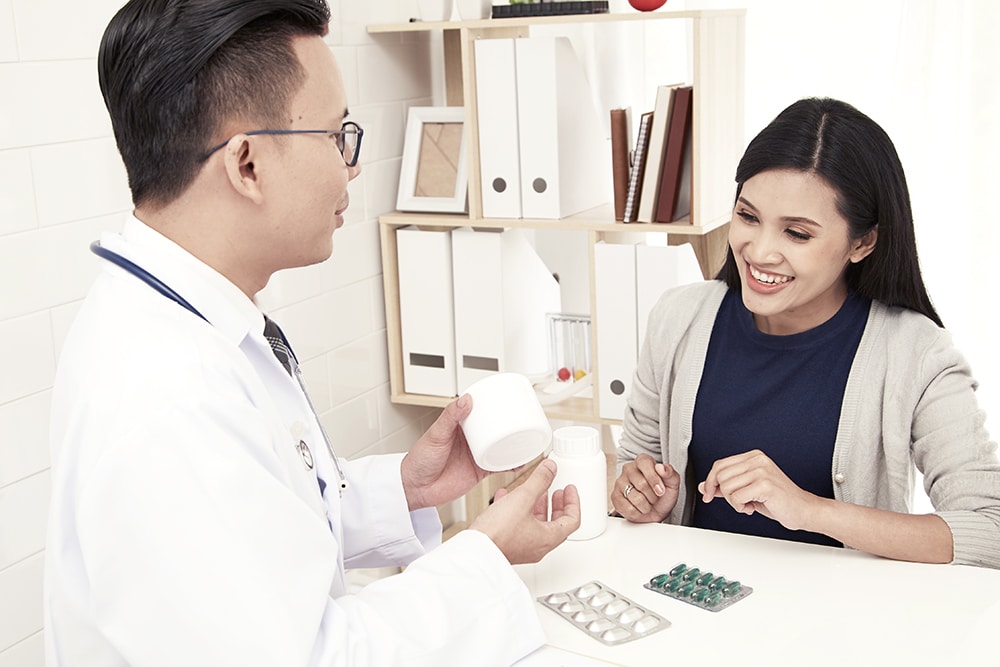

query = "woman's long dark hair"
[[716, 97, 942, 327]]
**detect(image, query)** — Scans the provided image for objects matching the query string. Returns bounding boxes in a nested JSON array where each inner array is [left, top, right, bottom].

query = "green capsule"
[[691, 586, 710, 603], [649, 573, 671, 589], [681, 567, 701, 582], [695, 572, 714, 587], [722, 581, 742, 597], [705, 591, 724, 607], [665, 576, 683, 593], [668, 563, 687, 577], [677, 581, 696, 597], [708, 575, 727, 591]]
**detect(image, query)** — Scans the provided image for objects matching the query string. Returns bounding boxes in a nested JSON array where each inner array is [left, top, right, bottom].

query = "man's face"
[[262, 35, 360, 272]]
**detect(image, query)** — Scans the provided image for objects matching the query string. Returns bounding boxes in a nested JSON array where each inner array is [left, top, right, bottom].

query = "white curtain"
[[892, 0, 1000, 438]]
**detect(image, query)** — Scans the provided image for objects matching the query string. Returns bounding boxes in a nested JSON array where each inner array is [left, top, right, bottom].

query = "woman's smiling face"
[[729, 168, 877, 335]]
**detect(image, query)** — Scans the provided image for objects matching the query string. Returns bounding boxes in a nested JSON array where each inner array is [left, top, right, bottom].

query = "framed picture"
[[396, 106, 468, 214]]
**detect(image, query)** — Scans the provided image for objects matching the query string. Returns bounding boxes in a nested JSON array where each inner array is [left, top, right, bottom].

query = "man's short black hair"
[[98, 0, 331, 208]]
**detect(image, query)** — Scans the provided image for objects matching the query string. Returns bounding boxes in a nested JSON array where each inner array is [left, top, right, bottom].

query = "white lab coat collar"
[[101, 213, 263, 346]]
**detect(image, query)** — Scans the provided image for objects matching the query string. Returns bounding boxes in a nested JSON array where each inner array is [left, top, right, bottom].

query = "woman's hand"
[[698, 449, 821, 530], [611, 453, 680, 523]]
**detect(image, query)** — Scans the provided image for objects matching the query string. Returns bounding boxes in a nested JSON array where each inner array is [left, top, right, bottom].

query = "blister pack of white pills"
[[537, 580, 670, 645]]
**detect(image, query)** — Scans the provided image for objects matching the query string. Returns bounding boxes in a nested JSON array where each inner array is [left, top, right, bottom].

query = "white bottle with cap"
[[547, 426, 607, 540]]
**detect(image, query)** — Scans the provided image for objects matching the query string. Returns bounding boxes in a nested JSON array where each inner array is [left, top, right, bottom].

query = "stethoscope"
[[90, 241, 349, 495]]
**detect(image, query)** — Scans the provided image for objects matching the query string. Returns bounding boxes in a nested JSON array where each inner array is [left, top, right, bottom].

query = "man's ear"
[[222, 135, 265, 205], [850, 227, 878, 263]]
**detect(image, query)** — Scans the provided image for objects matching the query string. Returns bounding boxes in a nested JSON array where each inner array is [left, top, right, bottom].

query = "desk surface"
[[515, 518, 1000, 666]]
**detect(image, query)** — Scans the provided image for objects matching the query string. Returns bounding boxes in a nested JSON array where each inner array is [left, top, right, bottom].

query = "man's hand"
[[400, 395, 487, 511], [470, 459, 581, 565]]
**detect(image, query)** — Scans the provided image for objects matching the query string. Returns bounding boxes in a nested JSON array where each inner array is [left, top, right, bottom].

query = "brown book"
[[654, 85, 693, 223], [623, 111, 653, 223], [610, 108, 632, 221]]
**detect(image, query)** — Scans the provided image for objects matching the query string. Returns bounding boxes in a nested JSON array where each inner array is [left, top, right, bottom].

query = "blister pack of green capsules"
[[643, 563, 752, 612]]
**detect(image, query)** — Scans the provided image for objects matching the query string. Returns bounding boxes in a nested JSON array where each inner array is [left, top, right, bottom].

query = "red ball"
[[628, 0, 667, 10], [557, 367, 571, 381]]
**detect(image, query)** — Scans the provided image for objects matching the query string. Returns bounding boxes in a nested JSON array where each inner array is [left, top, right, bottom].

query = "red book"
[[654, 86, 693, 223]]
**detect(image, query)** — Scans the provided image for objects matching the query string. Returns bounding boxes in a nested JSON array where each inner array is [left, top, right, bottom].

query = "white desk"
[[515, 518, 1000, 666]]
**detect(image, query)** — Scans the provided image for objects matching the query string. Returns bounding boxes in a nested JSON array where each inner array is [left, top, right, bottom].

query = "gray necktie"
[[263, 314, 329, 497], [263, 315, 295, 376]]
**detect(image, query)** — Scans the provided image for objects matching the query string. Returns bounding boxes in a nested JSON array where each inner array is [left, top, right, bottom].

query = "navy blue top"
[[689, 288, 871, 547]]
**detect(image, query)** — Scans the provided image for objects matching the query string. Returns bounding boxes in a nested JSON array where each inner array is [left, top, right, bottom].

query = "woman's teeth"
[[751, 267, 792, 285]]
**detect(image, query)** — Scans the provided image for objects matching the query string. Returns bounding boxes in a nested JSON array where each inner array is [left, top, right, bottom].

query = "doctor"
[[44, 0, 581, 665]]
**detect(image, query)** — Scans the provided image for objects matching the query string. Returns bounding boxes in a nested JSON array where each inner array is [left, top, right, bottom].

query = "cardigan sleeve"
[[618, 295, 673, 469], [618, 280, 725, 525], [906, 320, 1000, 568], [617, 281, 721, 470]]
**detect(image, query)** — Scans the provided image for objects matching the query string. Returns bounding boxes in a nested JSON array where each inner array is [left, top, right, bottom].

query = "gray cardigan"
[[618, 280, 1000, 568]]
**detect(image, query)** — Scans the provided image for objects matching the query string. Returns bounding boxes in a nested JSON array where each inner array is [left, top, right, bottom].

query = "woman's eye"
[[786, 229, 811, 241], [736, 210, 758, 224]]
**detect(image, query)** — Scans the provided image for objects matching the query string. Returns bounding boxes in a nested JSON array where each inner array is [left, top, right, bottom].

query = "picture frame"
[[396, 106, 468, 214]]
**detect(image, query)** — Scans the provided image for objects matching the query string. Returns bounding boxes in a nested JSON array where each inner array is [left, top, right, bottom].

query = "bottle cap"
[[551, 426, 600, 458]]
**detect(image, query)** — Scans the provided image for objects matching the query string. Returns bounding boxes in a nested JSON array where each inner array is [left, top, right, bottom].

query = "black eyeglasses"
[[201, 121, 363, 166]]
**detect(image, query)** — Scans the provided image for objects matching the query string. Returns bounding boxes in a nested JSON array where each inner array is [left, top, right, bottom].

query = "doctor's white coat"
[[44, 216, 544, 666]]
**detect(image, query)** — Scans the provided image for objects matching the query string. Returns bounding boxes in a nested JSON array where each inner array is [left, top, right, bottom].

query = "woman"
[[612, 97, 1000, 568]]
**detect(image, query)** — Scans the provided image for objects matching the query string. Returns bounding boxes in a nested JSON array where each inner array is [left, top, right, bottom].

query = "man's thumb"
[[518, 458, 557, 498]]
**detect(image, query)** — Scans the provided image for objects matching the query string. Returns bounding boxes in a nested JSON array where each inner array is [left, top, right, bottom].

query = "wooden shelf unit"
[[371, 9, 744, 426]]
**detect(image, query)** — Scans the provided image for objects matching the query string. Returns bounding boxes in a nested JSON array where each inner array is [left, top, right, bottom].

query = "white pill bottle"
[[547, 426, 607, 540]]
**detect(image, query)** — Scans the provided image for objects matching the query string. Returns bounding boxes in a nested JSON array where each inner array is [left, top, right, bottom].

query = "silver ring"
[[623, 484, 633, 498]]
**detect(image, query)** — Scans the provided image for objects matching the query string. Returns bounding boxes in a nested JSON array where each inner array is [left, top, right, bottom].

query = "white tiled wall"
[[0, 471, 49, 572], [0, 150, 35, 235], [0, 393, 50, 488], [0, 2, 18, 64], [0, 554, 44, 657], [0, 1, 436, 663], [0, 61, 110, 149]]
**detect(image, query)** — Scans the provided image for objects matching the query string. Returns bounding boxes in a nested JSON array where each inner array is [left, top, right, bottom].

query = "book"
[[673, 122, 693, 222], [622, 111, 653, 223], [491, 1, 609, 18], [610, 108, 632, 222], [654, 85, 693, 223], [636, 84, 680, 223]]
